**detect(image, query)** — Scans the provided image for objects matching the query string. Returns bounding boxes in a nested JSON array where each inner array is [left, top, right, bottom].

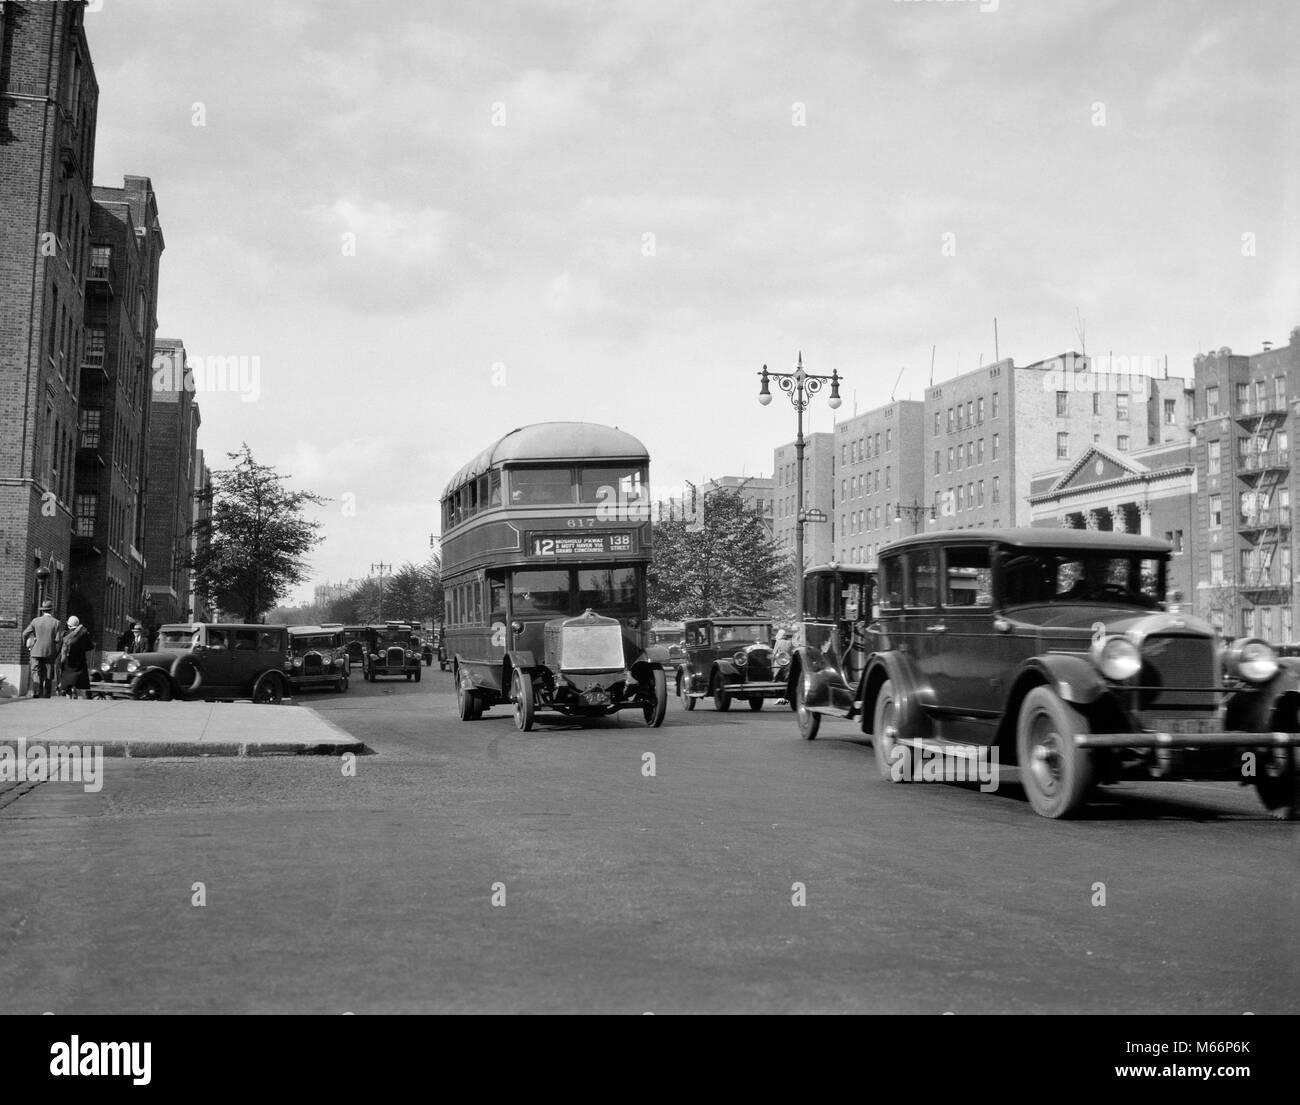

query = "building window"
[[992, 392, 999, 418], [934, 450, 940, 475], [1092, 392, 1102, 415], [1236, 382, 1249, 414], [885, 428, 892, 452], [977, 396, 984, 423], [1206, 385, 1220, 418], [1117, 434, 1129, 451], [1164, 530, 1184, 553], [85, 327, 105, 367], [74, 493, 96, 537], [965, 401, 973, 427], [967, 481, 974, 508], [1210, 494, 1222, 529], [991, 433, 999, 460], [934, 411, 941, 435], [1261, 607, 1273, 642], [977, 438, 984, 465], [966, 442, 973, 467], [947, 408, 954, 433], [1283, 607, 1293, 644], [1208, 440, 1221, 475], [78, 407, 101, 449], [1163, 398, 1177, 425], [1255, 379, 1267, 412], [885, 466, 892, 489], [1116, 394, 1129, 420], [977, 480, 985, 506], [992, 476, 999, 503], [1056, 391, 1069, 416], [1242, 608, 1255, 638], [90, 245, 111, 279], [947, 447, 954, 472], [956, 405, 964, 431], [1275, 376, 1286, 409], [1282, 547, 1293, 585], [956, 484, 964, 511], [1210, 550, 1224, 584], [1057, 432, 1069, 459]]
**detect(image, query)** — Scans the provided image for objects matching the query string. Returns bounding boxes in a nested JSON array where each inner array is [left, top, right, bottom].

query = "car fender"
[[629, 656, 662, 683], [1226, 662, 1300, 732], [712, 660, 740, 686], [860, 651, 931, 737], [1018, 653, 1108, 706], [789, 646, 837, 710]]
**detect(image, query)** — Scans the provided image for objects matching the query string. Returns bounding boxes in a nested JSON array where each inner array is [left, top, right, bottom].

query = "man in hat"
[[23, 600, 62, 699], [773, 628, 795, 705], [122, 622, 148, 654]]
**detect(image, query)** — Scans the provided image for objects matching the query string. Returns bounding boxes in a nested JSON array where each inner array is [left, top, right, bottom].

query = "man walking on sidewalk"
[[23, 600, 62, 699]]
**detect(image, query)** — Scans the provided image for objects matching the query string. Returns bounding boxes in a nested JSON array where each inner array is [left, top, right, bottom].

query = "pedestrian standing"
[[125, 622, 148, 654], [58, 616, 92, 699], [23, 601, 62, 699]]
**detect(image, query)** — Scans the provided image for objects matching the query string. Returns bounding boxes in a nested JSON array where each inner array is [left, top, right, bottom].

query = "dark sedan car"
[[677, 618, 786, 711], [857, 529, 1300, 819]]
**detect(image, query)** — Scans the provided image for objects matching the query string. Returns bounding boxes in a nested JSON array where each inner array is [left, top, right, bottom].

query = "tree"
[[323, 556, 443, 626], [648, 488, 792, 621], [189, 444, 327, 623]]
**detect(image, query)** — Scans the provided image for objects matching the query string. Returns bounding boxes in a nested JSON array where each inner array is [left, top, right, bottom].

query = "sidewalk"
[[0, 697, 366, 757]]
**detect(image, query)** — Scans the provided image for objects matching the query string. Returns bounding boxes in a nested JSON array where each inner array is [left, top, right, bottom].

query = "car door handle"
[[926, 624, 947, 633]]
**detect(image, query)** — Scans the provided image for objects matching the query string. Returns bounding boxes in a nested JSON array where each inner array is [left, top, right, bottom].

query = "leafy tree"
[[189, 444, 327, 624], [325, 557, 443, 626], [648, 488, 792, 620]]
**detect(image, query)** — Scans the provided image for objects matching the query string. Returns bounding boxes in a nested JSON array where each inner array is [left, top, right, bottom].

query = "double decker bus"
[[439, 422, 668, 730]]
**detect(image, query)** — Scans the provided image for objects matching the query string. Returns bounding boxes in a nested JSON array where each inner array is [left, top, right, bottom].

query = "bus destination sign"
[[528, 531, 633, 557]]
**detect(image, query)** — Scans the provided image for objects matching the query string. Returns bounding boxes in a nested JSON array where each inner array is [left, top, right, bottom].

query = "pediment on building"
[[1049, 445, 1149, 494]]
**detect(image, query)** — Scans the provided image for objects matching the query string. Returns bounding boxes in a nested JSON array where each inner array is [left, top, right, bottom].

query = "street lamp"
[[758, 353, 843, 624], [895, 497, 936, 535], [34, 563, 50, 612]]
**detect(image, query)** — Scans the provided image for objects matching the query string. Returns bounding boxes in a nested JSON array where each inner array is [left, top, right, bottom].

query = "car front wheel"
[[872, 679, 907, 780], [1253, 747, 1299, 820], [131, 670, 173, 702], [794, 676, 820, 740], [712, 677, 731, 712], [1017, 686, 1093, 818]]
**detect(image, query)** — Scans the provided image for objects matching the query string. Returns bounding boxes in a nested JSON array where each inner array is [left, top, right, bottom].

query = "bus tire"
[[457, 680, 481, 721], [512, 669, 535, 732], [644, 667, 667, 727]]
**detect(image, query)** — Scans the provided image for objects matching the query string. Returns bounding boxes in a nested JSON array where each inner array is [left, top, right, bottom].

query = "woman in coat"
[[59, 616, 93, 698]]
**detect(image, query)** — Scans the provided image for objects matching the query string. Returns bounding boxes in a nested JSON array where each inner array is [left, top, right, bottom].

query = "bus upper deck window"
[[509, 468, 573, 504], [489, 470, 502, 505]]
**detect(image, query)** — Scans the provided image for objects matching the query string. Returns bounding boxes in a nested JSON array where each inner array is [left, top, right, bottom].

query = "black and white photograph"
[[0, 0, 1296, 1057]]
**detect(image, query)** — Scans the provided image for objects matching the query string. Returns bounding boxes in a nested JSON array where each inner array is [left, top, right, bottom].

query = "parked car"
[[677, 618, 786, 711], [859, 529, 1300, 819], [786, 564, 876, 739], [364, 623, 423, 682], [95, 623, 292, 703], [287, 625, 349, 693]]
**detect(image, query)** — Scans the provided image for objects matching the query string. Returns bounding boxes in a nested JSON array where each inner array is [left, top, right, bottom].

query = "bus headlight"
[[1091, 636, 1141, 681], [1226, 638, 1278, 684]]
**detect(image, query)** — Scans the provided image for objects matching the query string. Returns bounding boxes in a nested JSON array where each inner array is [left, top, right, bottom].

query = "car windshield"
[[714, 623, 771, 644], [292, 635, 334, 651], [999, 550, 1165, 608], [375, 630, 412, 646], [157, 630, 197, 650]]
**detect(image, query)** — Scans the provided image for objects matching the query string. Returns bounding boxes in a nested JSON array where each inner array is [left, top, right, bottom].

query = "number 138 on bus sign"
[[529, 532, 633, 557]]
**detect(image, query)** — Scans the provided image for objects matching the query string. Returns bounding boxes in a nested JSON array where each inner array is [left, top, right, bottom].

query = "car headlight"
[[100, 660, 111, 672], [292, 657, 303, 668], [370, 652, 379, 660], [1226, 638, 1278, 684], [733, 651, 748, 666], [775, 654, 789, 669], [1091, 636, 1141, 681], [125, 658, 140, 673]]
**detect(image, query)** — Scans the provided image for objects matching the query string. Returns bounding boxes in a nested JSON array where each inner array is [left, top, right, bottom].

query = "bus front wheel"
[[644, 668, 667, 727], [512, 669, 535, 732]]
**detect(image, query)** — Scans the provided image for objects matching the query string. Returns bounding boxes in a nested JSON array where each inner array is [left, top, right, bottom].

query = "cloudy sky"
[[85, 0, 1297, 601]]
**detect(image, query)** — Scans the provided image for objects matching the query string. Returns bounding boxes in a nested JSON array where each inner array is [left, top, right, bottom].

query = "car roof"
[[685, 617, 773, 627], [880, 527, 1172, 555], [288, 625, 340, 635], [159, 623, 286, 632]]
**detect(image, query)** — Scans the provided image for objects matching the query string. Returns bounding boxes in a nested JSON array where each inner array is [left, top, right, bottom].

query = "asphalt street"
[[1, 666, 1295, 1014]]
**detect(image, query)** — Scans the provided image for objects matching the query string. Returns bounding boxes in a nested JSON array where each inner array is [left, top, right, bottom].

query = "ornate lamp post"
[[34, 563, 51, 612], [758, 353, 842, 624], [895, 497, 936, 535], [371, 561, 391, 622]]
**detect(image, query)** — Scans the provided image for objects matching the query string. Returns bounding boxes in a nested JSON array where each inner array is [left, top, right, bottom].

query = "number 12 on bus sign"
[[529, 532, 633, 557]]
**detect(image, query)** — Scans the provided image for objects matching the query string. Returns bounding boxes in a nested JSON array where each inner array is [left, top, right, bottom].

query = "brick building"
[[142, 338, 201, 628], [831, 400, 926, 564], [1028, 440, 1197, 603], [0, 1, 98, 690], [68, 176, 164, 650], [1189, 328, 1300, 642], [922, 352, 1193, 533], [189, 446, 212, 622], [772, 432, 834, 568]]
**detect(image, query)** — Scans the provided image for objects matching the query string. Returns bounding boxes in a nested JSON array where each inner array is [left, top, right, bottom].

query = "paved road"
[[1, 666, 1295, 1013]]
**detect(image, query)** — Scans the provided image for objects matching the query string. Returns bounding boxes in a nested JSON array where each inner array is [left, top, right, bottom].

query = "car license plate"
[[1144, 717, 1218, 735]]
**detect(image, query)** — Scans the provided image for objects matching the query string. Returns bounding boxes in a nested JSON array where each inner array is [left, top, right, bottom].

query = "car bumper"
[[1077, 731, 1300, 749], [726, 679, 787, 696]]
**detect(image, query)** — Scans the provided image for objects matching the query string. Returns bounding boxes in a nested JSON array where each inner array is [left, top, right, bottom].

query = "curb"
[[0, 739, 366, 758]]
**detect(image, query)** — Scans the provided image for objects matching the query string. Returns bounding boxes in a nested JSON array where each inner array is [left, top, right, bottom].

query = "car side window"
[[943, 546, 993, 608], [233, 630, 258, 651], [879, 556, 903, 609], [904, 548, 939, 609], [207, 629, 228, 650], [260, 632, 279, 652]]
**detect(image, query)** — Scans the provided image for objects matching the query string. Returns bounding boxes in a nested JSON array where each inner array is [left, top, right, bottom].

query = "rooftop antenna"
[[929, 344, 936, 387], [1074, 307, 1087, 356], [994, 317, 999, 362], [890, 367, 905, 402]]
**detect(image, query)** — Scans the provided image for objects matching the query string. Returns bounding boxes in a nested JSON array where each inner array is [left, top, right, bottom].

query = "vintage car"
[[786, 564, 877, 738], [287, 625, 350, 693], [677, 617, 786, 711], [95, 623, 292, 703], [858, 529, 1300, 819], [364, 623, 423, 682], [463, 608, 665, 731], [648, 623, 686, 678], [342, 625, 369, 668]]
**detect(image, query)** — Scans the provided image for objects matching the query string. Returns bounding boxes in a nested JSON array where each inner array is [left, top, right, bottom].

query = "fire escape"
[[1236, 392, 1291, 606]]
